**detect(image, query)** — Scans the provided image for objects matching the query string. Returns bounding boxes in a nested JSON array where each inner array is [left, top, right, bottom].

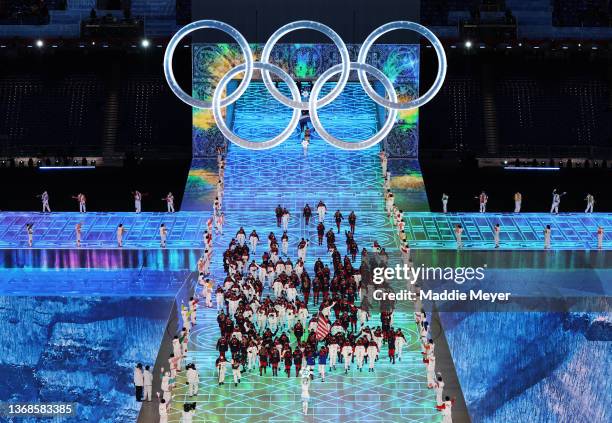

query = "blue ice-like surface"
[[442, 311, 612, 423], [0, 296, 173, 422], [0, 268, 189, 296], [231, 81, 379, 144]]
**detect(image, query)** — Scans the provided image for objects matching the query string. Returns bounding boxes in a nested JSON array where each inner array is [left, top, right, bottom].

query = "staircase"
[[102, 65, 120, 165], [482, 65, 500, 155]]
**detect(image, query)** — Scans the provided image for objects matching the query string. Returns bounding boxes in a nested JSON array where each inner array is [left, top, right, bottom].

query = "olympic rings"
[[163, 20, 447, 150], [164, 20, 253, 109], [357, 21, 447, 110], [260, 21, 351, 110], [309, 62, 398, 150], [212, 62, 302, 150]]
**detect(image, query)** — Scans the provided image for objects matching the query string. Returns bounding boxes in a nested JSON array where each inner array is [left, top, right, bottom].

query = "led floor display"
[[0, 212, 608, 251], [165, 81, 441, 422]]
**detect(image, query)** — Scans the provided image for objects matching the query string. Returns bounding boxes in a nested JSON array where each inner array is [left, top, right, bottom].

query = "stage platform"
[[0, 211, 609, 250]]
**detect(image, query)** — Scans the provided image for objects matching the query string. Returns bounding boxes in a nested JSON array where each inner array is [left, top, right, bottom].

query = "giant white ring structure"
[[212, 62, 302, 150], [164, 20, 253, 109], [357, 21, 447, 110], [260, 21, 351, 110], [164, 20, 447, 150], [309, 62, 398, 150]]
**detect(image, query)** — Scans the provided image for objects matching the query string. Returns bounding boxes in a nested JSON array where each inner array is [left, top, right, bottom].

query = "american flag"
[[315, 313, 330, 341]]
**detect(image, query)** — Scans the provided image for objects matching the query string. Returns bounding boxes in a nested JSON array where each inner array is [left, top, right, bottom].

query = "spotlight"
[[465, 40, 472, 49], [35, 39, 44, 48], [141, 39, 150, 48]]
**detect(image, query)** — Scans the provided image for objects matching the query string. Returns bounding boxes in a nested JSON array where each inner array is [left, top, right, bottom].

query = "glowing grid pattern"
[[169, 312, 439, 422], [165, 81, 441, 422], [402, 213, 612, 249], [0, 212, 609, 250], [0, 212, 210, 249]]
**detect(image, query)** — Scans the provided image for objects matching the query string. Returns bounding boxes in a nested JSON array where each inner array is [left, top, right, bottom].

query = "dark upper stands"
[[0, 49, 191, 159], [422, 0, 612, 29], [0, 73, 104, 156], [553, 0, 612, 27], [495, 65, 611, 150], [419, 72, 485, 152], [419, 52, 612, 157], [118, 74, 186, 155]]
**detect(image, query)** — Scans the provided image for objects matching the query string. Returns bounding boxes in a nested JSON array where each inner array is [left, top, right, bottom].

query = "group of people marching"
[[137, 147, 458, 421], [188, 149, 452, 419], [198, 184, 433, 417]]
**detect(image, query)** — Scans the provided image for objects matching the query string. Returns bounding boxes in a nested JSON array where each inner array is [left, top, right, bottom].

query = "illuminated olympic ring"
[[164, 20, 447, 151], [212, 62, 302, 150], [259, 20, 351, 110], [164, 20, 253, 109], [309, 62, 398, 150], [357, 21, 447, 110]]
